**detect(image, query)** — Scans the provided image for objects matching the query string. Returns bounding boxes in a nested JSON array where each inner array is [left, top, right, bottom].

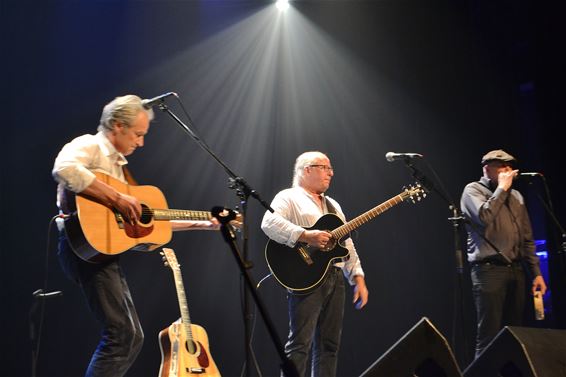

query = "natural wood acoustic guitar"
[[158, 248, 221, 377], [62, 172, 227, 263]]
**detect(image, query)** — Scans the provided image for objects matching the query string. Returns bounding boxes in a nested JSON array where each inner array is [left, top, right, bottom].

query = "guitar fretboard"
[[331, 192, 409, 239], [171, 266, 196, 354], [152, 209, 212, 221], [162, 248, 198, 355]]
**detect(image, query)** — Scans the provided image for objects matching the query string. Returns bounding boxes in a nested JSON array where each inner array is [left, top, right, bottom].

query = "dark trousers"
[[58, 234, 144, 377], [284, 268, 345, 377], [470, 262, 526, 358]]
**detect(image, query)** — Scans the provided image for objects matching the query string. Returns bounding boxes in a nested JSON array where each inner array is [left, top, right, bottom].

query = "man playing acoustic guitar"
[[261, 151, 369, 377], [52, 95, 219, 377]]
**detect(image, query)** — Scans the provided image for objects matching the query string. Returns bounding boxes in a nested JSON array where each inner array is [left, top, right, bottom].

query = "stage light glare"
[[276, 0, 289, 12]]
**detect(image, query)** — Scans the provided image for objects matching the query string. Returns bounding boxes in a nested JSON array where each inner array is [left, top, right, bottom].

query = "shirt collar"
[[96, 131, 128, 166], [297, 186, 327, 203]]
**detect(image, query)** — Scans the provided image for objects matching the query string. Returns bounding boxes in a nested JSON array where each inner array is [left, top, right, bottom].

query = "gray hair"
[[97, 94, 154, 133], [292, 151, 328, 187]]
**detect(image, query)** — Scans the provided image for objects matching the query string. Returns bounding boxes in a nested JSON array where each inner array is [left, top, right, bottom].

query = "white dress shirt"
[[53, 131, 127, 193]]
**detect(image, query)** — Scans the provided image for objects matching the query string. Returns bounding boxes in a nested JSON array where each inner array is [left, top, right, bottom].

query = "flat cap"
[[481, 149, 516, 165]]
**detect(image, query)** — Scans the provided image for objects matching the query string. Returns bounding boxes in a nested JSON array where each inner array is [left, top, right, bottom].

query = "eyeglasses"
[[308, 164, 334, 172]]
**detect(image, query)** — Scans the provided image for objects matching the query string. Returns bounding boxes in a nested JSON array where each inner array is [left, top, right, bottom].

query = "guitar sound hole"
[[139, 204, 153, 225], [185, 339, 198, 355], [321, 237, 337, 252]]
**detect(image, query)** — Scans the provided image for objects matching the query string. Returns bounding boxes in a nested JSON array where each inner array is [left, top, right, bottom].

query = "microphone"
[[385, 152, 423, 162], [33, 289, 63, 299], [520, 172, 544, 178], [141, 92, 178, 109]]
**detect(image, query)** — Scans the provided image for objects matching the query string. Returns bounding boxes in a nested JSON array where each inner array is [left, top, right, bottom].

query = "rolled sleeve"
[[52, 132, 126, 193], [53, 164, 97, 193], [340, 237, 365, 285], [261, 191, 307, 247], [53, 139, 100, 192], [261, 210, 305, 247]]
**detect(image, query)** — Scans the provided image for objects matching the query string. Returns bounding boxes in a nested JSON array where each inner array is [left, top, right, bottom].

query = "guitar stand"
[[212, 207, 299, 377]]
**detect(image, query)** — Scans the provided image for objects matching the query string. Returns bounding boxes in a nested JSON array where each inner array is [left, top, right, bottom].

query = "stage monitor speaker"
[[463, 326, 566, 377], [360, 317, 462, 377]]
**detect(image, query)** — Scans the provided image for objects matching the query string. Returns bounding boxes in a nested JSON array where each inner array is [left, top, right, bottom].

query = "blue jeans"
[[284, 267, 345, 377], [470, 261, 526, 358], [58, 234, 144, 377]]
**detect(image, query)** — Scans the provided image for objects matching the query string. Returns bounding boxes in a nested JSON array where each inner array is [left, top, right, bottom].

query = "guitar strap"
[[322, 195, 351, 274], [470, 180, 515, 262], [122, 166, 138, 185], [323, 196, 337, 215], [476, 180, 493, 192]]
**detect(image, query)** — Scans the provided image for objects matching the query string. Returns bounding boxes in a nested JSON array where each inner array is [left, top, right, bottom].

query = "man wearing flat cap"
[[460, 149, 546, 358]]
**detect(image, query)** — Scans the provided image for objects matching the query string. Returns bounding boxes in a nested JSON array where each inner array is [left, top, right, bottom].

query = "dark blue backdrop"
[[2, 1, 565, 376]]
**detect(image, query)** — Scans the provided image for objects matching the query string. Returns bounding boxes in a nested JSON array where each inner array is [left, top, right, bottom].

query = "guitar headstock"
[[160, 248, 180, 271], [402, 183, 427, 204]]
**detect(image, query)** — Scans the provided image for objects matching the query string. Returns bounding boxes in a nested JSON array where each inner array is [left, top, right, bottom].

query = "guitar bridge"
[[187, 367, 205, 374], [297, 245, 314, 265]]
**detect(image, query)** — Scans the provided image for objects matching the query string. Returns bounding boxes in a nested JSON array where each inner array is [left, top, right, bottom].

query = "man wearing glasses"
[[460, 149, 547, 358], [261, 151, 369, 377]]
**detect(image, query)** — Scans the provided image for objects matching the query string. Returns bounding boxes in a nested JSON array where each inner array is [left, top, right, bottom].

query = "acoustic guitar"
[[159, 248, 221, 377], [264, 184, 426, 293], [62, 172, 225, 263]]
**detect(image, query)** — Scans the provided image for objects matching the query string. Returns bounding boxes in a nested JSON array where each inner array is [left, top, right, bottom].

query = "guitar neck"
[[332, 192, 408, 239], [171, 267, 197, 353], [153, 209, 212, 222]]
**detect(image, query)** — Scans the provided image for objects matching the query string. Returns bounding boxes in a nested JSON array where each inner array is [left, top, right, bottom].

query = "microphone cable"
[[239, 274, 264, 377], [30, 214, 64, 377]]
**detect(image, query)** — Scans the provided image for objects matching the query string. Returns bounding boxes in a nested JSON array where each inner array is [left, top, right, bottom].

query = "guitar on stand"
[[159, 248, 220, 377], [264, 184, 426, 293]]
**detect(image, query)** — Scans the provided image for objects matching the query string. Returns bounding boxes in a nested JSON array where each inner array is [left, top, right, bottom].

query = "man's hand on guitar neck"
[[172, 213, 243, 232], [299, 229, 333, 249], [81, 178, 142, 225]]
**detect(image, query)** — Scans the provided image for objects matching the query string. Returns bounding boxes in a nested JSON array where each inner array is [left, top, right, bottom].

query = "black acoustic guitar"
[[264, 184, 425, 293]]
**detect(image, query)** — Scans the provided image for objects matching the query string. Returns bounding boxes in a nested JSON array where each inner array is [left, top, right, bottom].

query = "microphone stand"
[[212, 208, 298, 377], [399, 159, 471, 365], [526, 175, 566, 257], [29, 290, 63, 377], [400, 158, 517, 365], [523, 175, 566, 327], [156, 103, 283, 377], [228, 176, 255, 376]]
